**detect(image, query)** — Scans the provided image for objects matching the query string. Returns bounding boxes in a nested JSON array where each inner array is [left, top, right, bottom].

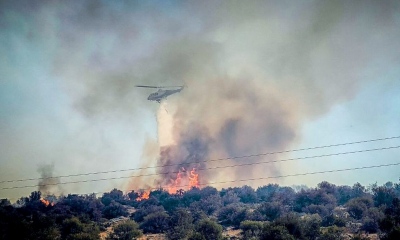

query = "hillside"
[[1, 180, 400, 239]]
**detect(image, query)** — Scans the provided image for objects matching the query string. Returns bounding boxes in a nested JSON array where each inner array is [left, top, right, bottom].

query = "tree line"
[[1, 180, 400, 239]]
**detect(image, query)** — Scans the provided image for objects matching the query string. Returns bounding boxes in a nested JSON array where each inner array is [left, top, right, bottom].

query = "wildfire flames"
[[40, 198, 54, 207], [167, 168, 199, 194], [189, 168, 199, 189], [136, 190, 150, 201]]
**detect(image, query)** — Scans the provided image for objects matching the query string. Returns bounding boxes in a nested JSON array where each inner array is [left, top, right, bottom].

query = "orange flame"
[[136, 190, 150, 201], [40, 198, 54, 207], [189, 168, 199, 189], [167, 167, 200, 194], [167, 169, 183, 194]]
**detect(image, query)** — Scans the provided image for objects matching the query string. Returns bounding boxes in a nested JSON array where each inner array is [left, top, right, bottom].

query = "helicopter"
[[135, 85, 185, 103]]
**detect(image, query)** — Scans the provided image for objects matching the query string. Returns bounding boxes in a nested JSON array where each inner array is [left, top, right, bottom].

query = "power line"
[[2, 161, 399, 201], [2, 145, 399, 190], [1, 135, 399, 184], [35, 161, 400, 197], [192, 162, 400, 189]]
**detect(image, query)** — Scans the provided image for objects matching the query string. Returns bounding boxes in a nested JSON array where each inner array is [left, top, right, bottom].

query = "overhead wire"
[[1, 135, 399, 184], [1, 145, 399, 190], [39, 161, 400, 197]]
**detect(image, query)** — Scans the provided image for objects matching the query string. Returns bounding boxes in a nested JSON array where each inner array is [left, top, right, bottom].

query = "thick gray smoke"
[[137, 1, 400, 188], [153, 77, 299, 189], [1, 0, 399, 196], [58, 0, 399, 189]]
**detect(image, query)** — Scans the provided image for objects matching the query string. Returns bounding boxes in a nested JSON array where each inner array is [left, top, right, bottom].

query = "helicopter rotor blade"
[[135, 85, 160, 88], [135, 85, 184, 89]]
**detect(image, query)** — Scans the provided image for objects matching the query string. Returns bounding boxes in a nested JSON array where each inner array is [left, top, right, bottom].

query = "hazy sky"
[[1, 0, 400, 200]]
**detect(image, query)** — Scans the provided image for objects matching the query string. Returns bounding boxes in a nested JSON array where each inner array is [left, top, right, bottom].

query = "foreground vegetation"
[[1, 180, 400, 239]]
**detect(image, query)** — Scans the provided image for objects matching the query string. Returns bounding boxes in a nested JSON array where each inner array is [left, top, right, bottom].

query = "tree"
[[256, 184, 280, 202], [127, 190, 139, 202], [352, 183, 367, 198], [140, 211, 170, 233], [58, 194, 104, 221], [132, 205, 165, 223], [271, 187, 296, 206], [336, 185, 353, 205], [320, 226, 345, 240], [192, 219, 223, 240], [361, 207, 384, 233], [322, 214, 346, 227], [182, 188, 202, 207], [237, 186, 258, 203], [301, 214, 322, 240], [260, 224, 295, 240], [166, 208, 194, 240], [372, 186, 396, 207], [379, 198, 400, 240], [102, 201, 128, 219], [218, 204, 247, 227], [107, 220, 142, 240], [346, 197, 374, 220], [274, 213, 303, 239], [303, 204, 330, 218], [101, 189, 125, 206], [240, 220, 264, 240], [221, 190, 240, 206], [61, 217, 100, 240], [253, 201, 283, 221], [162, 196, 182, 213], [0, 199, 11, 207], [318, 181, 337, 196], [191, 194, 222, 215]]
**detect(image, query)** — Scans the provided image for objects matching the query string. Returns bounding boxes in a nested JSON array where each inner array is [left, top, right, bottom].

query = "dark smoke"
[[2, 1, 399, 197], [153, 77, 298, 188], [37, 164, 62, 196], [156, 125, 211, 186]]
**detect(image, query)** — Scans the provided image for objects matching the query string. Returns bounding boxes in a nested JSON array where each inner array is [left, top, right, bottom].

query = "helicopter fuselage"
[[147, 87, 183, 103]]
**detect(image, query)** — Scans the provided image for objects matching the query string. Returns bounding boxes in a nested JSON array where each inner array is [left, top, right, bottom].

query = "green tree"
[[101, 189, 125, 206], [166, 208, 194, 240], [61, 217, 100, 240], [192, 219, 223, 240], [107, 220, 142, 240], [320, 226, 345, 240], [260, 224, 295, 240], [379, 198, 400, 240], [102, 201, 129, 219], [372, 186, 396, 207], [240, 220, 264, 240], [346, 197, 373, 220], [254, 202, 283, 221], [301, 214, 322, 240], [274, 213, 303, 239], [218, 203, 247, 227], [140, 211, 170, 233]]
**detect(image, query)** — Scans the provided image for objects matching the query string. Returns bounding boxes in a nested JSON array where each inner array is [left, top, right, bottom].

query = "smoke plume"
[[37, 164, 62, 196], [1, 1, 399, 198]]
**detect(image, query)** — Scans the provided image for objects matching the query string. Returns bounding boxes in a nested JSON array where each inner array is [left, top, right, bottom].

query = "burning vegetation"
[[167, 167, 200, 194], [39, 198, 54, 207], [136, 190, 150, 201], [3, 181, 400, 239]]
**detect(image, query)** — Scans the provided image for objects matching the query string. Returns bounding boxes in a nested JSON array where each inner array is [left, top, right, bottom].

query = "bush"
[[140, 211, 170, 233], [166, 208, 194, 240], [320, 226, 345, 240], [107, 220, 142, 240], [192, 219, 223, 240], [240, 220, 264, 239], [260, 224, 295, 240]]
